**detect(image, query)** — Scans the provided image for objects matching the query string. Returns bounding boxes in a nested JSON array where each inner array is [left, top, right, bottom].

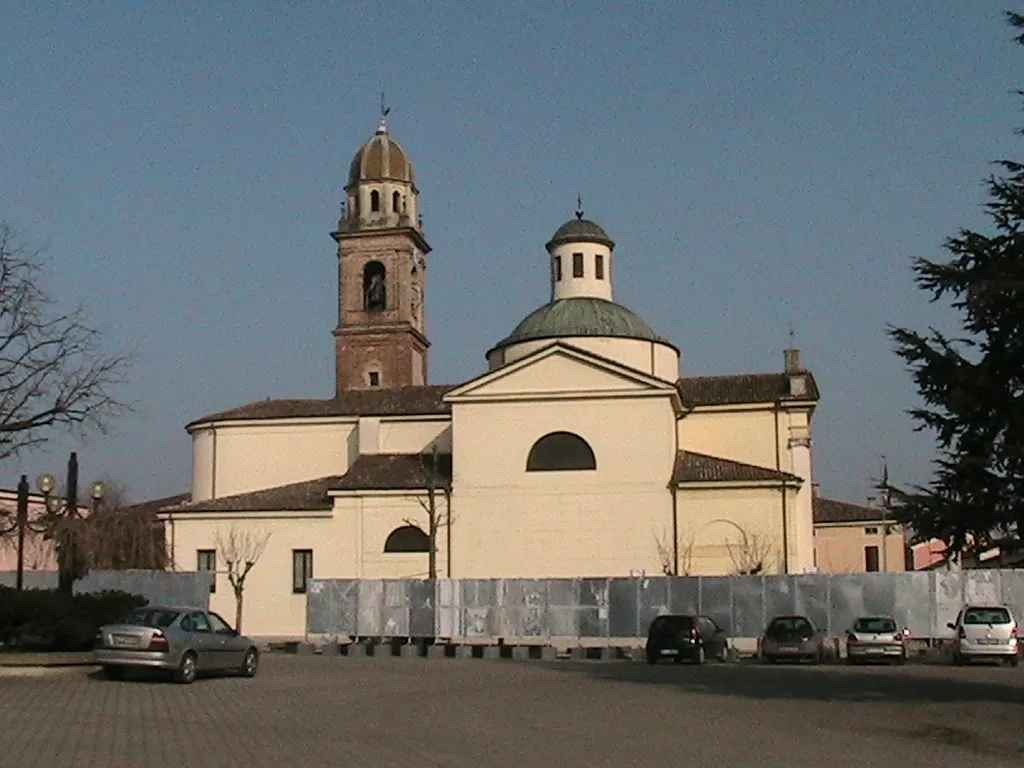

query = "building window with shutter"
[[197, 549, 216, 593], [292, 549, 313, 594]]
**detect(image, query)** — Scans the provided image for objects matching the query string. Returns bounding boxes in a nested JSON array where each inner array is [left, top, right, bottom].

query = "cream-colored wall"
[[450, 394, 677, 577], [678, 487, 797, 576], [377, 418, 451, 454], [678, 407, 780, 471], [549, 241, 613, 301], [191, 420, 356, 500], [814, 523, 907, 574], [491, 336, 680, 383], [166, 513, 339, 638]]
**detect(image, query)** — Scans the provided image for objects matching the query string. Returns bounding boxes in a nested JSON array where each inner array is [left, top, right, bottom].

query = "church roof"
[[672, 451, 801, 485], [812, 497, 887, 525], [546, 218, 615, 249], [347, 122, 415, 189], [160, 453, 452, 513], [491, 297, 672, 352], [187, 385, 455, 429], [676, 372, 820, 405]]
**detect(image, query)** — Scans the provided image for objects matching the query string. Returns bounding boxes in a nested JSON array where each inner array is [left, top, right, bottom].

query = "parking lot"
[[1, 655, 1022, 768]]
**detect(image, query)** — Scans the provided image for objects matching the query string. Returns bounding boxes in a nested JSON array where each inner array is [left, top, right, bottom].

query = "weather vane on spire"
[[378, 92, 391, 132], [575, 193, 584, 220]]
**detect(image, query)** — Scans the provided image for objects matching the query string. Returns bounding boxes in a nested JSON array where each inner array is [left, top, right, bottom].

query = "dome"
[[546, 218, 615, 250], [347, 123, 415, 189], [491, 297, 669, 351]]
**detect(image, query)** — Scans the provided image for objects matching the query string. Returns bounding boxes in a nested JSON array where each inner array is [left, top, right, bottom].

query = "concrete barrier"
[[512, 646, 530, 661], [400, 644, 420, 659], [427, 644, 447, 660]]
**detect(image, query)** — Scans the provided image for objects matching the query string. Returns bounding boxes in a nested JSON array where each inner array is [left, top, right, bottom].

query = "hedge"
[[0, 586, 147, 652]]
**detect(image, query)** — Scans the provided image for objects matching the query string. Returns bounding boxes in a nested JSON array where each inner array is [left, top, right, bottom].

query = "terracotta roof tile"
[[333, 453, 452, 491], [677, 372, 820, 406], [813, 497, 888, 525], [672, 451, 800, 484], [162, 477, 344, 514], [187, 385, 456, 427]]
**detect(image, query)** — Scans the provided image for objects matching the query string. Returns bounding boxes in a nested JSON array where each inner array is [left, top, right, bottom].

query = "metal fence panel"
[[933, 571, 963, 637], [547, 579, 579, 637], [730, 576, 764, 637], [698, 576, 732, 633], [0, 571, 57, 589], [637, 577, 670, 634], [668, 577, 699, 614], [303, 570, 1024, 642], [794, 574, 830, 635], [763, 575, 797, 618], [608, 578, 638, 637]]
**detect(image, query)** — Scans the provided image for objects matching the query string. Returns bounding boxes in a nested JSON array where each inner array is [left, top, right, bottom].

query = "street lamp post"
[[35, 452, 105, 595]]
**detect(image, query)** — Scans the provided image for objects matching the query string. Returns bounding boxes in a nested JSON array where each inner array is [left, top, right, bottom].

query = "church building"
[[160, 118, 824, 638]]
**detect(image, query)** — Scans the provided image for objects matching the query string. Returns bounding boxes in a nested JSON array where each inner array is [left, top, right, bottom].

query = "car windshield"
[[963, 607, 1011, 625], [768, 617, 812, 633], [853, 617, 897, 634], [123, 609, 180, 628], [651, 616, 694, 632]]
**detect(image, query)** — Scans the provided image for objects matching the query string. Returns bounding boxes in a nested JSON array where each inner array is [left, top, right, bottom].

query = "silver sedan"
[[94, 606, 259, 684]]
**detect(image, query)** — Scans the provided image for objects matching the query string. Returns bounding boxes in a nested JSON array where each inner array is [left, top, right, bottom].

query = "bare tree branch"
[[215, 526, 270, 633], [724, 526, 775, 575], [0, 223, 132, 461]]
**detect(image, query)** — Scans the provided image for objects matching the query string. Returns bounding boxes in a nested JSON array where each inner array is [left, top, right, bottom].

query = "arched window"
[[363, 261, 387, 311], [392, 191, 401, 213], [370, 190, 380, 212], [526, 431, 596, 472], [384, 525, 430, 553]]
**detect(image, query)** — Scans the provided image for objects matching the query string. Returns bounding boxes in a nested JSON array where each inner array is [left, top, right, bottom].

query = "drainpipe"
[[671, 485, 679, 575], [774, 401, 789, 573], [210, 426, 218, 499]]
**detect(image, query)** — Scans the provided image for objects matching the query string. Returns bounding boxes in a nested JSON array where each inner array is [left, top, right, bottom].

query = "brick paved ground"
[[1, 656, 1022, 768]]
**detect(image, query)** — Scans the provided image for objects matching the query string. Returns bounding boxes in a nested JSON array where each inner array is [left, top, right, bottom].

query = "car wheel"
[[240, 647, 259, 677], [716, 644, 729, 663], [896, 651, 907, 666], [102, 665, 124, 681], [673, 654, 684, 664], [952, 652, 964, 666], [846, 654, 857, 665], [174, 652, 198, 685], [1007, 656, 1019, 668], [646, 653, 658, 666], [695, 646, 705, 665]]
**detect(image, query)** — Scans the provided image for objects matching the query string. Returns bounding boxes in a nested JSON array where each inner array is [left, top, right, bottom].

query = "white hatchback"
[[948, 605, 1020, 667]]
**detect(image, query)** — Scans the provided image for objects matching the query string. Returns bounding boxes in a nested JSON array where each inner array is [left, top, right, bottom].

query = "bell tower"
[[330, 115, 431, 393]]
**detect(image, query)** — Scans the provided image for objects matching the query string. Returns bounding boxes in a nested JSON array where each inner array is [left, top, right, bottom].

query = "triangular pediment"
[[445, 342, 679, 403]]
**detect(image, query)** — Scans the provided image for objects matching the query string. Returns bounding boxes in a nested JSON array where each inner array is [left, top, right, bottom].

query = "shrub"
[[0, 587, 147, 652]]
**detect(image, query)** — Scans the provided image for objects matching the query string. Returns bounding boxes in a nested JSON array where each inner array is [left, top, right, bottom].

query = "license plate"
[[978, 639, 1002, 645], [780, 645, 801, 652], [866, 647, 884, 653], [111, 634, 138, 647], [660, 649, 678, 655]]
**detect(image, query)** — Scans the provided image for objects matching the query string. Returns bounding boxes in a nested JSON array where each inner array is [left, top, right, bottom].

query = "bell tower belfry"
[[330, 115, 431, 393]]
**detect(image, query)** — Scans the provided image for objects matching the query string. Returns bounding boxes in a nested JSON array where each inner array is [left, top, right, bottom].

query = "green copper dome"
[[546, 218, 615, 250], [491, 297, 672, 351]]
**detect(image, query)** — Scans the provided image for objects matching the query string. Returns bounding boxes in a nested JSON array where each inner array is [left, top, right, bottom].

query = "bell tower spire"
[[330, 116, 431, 393]]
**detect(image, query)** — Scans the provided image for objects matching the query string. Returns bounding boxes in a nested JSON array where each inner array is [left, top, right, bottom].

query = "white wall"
[[491, 336, 680, 382]]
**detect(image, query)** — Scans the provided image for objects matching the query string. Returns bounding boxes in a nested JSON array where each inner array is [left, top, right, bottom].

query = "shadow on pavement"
[[543, 659, 1024, 705]]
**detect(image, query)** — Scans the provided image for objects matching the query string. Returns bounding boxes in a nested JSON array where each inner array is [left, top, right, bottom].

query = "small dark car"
[[645, 614, 730, 665], [759, 615, 826, 664]]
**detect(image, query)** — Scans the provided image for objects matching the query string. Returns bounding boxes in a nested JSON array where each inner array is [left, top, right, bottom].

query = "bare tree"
[[215, 526, 270, 633], [654, 528, 696, 577], [404, 445, 452, 579], [725, 527, 775, 575], [82, 480, 169, 570], [0, 223, 130, 461]]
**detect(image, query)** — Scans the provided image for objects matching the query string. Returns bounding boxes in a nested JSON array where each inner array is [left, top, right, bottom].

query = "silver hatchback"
[[949, 605, 1020, 667], [845, 616, 909, 664], [95, 606, 260, 684]]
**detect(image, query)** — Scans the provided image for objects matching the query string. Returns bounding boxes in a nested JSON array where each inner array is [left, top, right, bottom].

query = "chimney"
[[784, 347, 802, 373], [812, 482, 821, 498]]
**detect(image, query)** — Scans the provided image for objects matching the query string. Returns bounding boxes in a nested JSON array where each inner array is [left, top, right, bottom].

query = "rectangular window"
[[864, 545, 880, 572], [368, 371, 380, 387], [554, 256, 562, 281], [595, 253, 604, 280], [864, 526, 878, 535], [572, 252, 584, 278], [197, 549, 216, 593], [292, 549, 313, 594]]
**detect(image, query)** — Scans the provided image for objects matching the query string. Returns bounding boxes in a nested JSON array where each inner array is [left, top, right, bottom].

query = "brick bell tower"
[[330, 114, 431, 393]]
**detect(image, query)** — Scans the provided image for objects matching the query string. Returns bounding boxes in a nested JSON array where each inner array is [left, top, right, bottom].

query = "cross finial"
[[377, 92, 391, 133], [575, 193, 584, 220], [787, 321, 796, 348]]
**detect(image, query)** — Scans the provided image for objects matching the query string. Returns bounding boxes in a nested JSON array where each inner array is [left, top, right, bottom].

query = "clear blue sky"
[[1, 1, 1021, 505]]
